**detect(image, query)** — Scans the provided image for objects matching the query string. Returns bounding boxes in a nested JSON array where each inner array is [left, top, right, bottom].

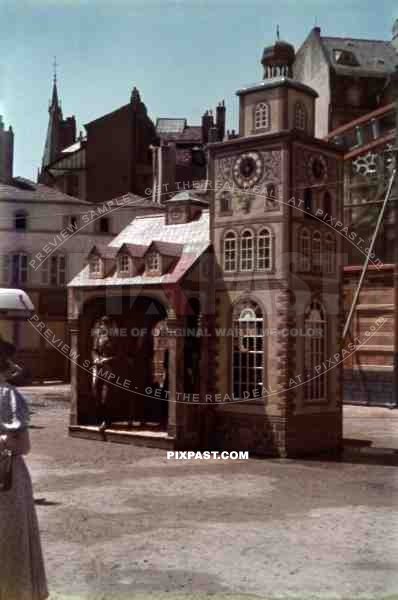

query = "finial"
[[131, 86, 141, 104], [53, 56, 58, 84], [276, 25, 280, 41]]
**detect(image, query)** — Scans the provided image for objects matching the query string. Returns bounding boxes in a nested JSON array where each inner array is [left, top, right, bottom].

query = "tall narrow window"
[[223, 231, 237, 272], [299, 228, 311, 272], [10, 254, 28, 285], [304, 188, 312, 214], [304, 300, 327, 402], [254, 102, 270, 130], [294, 102, 307, 130], [312, 231, 322, 273], [233, 303, 264, 400], [257, 228, 272, 271], [324, 191, 332, 215], [219, 191, 232, 213], [324, 233, 336, 274], [264, 183, 276, 210], [14, 211, 28, 232], [1, 255, 9, 285], [49, 255, 66, 286], [240, 230, 254, 271], [98, 217, 110, 233]]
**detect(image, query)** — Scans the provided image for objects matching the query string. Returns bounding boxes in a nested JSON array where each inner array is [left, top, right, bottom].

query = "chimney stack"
[[216, 100, 226, 141], [201, 110, 214, 144], [0, 117, 13, 183]]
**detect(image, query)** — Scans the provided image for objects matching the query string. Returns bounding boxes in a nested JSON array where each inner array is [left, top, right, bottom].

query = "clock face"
[[307, 154, 328, 184], [233, 152, 263, 189]]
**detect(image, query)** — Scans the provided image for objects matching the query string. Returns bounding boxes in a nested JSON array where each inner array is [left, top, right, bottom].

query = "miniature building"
[[68, 34, 345, 456]]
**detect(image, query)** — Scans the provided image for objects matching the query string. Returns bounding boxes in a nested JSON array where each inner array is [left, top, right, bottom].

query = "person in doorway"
[[0, 340, 48, 600]]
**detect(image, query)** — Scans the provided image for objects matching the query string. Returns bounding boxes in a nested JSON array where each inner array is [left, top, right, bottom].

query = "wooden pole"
[[342, 167, 397, 341], [393, 68, 398, 406]]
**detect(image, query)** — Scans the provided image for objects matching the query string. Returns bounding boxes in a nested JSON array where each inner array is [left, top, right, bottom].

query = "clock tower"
[[207, 37, 345, 457]]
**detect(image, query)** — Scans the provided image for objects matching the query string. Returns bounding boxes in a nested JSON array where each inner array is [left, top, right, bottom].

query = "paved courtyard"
[[22, 387, 398, 599]]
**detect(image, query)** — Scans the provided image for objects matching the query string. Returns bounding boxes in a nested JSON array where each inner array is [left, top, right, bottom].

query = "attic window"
[[90, 256, 102, 277], [146, 251, 160, 272], [333, 49, 359, 67], [118, 255, 130, 274]]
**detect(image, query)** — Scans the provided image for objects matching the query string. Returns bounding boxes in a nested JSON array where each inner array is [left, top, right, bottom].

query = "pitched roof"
[[156, 118, 203, 143], [89, 243, 118, 259], [0, 177, 91, 205], [117, 243, 148, 257], [148, 240, 184, 256], [236, 77, 318, 97], [320, 37, 398, 77], [69, 210, 210, 288]]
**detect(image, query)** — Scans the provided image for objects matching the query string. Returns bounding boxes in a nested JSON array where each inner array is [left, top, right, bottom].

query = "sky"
[[0, 0, 397, 180]]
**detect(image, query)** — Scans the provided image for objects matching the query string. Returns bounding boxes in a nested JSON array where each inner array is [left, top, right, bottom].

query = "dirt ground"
[[22, 389, 398, 599]]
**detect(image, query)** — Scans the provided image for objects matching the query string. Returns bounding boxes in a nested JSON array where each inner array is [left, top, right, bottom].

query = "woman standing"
[[0, 343, 48, 600]]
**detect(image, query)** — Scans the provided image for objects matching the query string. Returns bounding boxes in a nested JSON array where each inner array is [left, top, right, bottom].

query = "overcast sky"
[[0, 0, 397, 180]]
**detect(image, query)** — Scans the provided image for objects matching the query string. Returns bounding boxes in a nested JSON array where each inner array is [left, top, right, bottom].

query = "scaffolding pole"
[[342, 166, 397, 342]]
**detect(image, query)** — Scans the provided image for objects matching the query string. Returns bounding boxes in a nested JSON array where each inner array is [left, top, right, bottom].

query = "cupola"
[[261, 26, 295, 79]]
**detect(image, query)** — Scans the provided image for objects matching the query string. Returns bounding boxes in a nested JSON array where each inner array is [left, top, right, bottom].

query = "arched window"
[[312, 231, 322, 273], [14, 210, 28, 232], [299, 228, 311, 272], [324, 233, 336, 274], [294, 102, 307, 131], [240, 230, 254, 271], [254, 102, 270, 131], [304, 300, 327, 402], [223, 231, 237, 272], [233, 302, 264, 400], [257, 228, 272, 271]]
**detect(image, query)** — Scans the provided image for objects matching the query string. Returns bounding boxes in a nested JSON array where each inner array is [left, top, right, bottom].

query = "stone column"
[[166, 317, 185, 440], [69, 318, 80, 426]]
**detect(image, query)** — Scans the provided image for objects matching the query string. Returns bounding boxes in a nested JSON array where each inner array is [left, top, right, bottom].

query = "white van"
[[0, 288, 34, 319], [0, 288, 35, 384]]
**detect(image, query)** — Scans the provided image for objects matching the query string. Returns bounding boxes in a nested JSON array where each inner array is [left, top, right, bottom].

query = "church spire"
[[50, 56, 60, 110], [40, 59, 77, 176]]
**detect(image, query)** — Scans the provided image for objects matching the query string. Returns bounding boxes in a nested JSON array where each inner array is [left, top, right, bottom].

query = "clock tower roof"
[[236, 76, 318, 98]]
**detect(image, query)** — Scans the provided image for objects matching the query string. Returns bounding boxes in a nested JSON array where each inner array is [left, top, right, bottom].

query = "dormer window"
[[89, 256, 102, 277], [254, 102, 270, 131], [146, 251, 160, 272], [333, 49, 359, 67], [118, 254, 130, 275]]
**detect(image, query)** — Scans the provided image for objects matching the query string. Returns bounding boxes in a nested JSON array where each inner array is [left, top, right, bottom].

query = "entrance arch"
[[77, 293, 168, 429]]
